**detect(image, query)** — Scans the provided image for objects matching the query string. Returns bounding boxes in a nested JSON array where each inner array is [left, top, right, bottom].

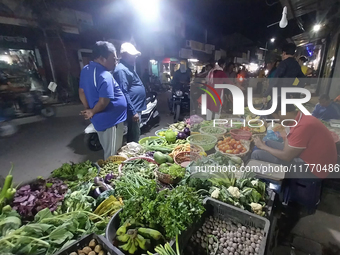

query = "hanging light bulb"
[[279, 6, 288, 28]]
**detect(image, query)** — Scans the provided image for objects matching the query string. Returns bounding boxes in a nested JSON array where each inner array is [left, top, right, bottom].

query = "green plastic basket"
[[187, 134, 217, 151], [139, 136, 166, 147]]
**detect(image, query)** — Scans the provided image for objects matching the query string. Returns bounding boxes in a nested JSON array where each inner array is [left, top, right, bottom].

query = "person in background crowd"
[[142, 68, 150, 87], [206, 58, 229, 120], [225, 62, 237, 84], [253, 100, 337, 179], [292, 56, 312, 87], [263, 43, 305, 103], [298, 56, 313, 76], [312, 94, 340, 121], [197, 63, 213, 78], [79, 41, 127, 160], [267, 60, 281, 78], [113, 42, 146, 143]]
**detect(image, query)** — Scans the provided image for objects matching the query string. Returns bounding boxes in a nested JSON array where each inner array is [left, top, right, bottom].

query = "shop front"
[[0, 24, 46, 91]]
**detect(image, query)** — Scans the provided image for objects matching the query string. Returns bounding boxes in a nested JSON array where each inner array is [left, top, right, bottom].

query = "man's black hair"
[[273, 99, 296, 114], [299, 56, 308, 63], [282, 43, 297, 56], [319, 94, 330, 101], [92, 41, 116, 59], [218, 58, 226, 67], [226, 62, 235, 68]]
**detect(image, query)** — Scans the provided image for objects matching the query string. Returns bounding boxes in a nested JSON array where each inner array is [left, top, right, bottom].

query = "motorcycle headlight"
[[175, 90, 183, 97]]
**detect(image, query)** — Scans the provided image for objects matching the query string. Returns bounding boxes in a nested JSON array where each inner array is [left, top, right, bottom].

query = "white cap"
[[120, 42, 141, 56]]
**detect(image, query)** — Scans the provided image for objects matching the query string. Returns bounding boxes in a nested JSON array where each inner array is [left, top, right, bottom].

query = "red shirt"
[[287, 112, 337, 178], [206, 70, 229, 113]]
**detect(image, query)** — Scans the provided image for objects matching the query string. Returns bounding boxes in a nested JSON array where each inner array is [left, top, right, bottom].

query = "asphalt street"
[[0, 92, 174, 184]]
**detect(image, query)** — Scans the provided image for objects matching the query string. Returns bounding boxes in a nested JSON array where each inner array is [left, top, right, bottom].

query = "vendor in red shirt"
[[252, 102, 337, 179], [206, 59, 230, 120]]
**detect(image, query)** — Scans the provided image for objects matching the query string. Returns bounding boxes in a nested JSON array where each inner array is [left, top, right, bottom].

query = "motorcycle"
[[0, 116, 18, 138], [84, 92, 159, 151], [17, 90, 56, 118], [169, 82, 190, 122]]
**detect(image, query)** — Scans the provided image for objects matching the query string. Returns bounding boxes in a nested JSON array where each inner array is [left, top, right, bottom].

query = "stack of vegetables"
[[0, 114, 276, 255]]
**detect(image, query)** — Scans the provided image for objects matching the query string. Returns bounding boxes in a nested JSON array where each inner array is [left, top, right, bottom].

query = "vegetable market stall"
[[0, 114, 281, 255]]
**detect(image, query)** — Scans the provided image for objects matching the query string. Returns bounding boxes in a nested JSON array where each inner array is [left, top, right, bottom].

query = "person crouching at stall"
[[252, 101, 337, 179]]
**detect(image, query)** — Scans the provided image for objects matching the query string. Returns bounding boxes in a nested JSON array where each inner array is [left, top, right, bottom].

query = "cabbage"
[[165, 129, 177, 143]]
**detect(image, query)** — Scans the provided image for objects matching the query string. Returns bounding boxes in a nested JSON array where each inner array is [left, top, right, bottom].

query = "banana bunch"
[[116, 219, 164, 254]]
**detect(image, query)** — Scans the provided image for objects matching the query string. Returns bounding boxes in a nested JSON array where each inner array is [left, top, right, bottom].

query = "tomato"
[[231, 139, 235, 143], [233, 150, 238, 154], [218, 141, 223, 145], [226, 145, 230, 150], [226, 150, 233, 154], [237, 145, 242, 149], [233, 144, 237, 149], [236, 141, 240, 145]]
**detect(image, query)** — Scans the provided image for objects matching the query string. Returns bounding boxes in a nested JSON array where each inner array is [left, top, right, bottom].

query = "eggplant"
[[183, 127, 191, 136], [94, 176, 113, 191], [177, 131, 187, 140], [93, 187, 101, 198], [104, 172, 116, 184]]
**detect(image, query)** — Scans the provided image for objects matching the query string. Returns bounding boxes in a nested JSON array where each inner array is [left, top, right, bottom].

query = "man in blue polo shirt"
[[113, 42, 146, 143], [313, 94, 340, 121], [79, 41, 127, 159]]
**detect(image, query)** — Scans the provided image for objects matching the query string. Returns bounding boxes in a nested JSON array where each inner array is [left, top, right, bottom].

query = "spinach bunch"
[[0, 208, 107, 255]]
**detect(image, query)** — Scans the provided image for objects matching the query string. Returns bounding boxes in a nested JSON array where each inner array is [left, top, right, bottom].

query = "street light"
[[313, 24, 322, 32], [270, 38, 275, 43], [129, 0, 160, 22]]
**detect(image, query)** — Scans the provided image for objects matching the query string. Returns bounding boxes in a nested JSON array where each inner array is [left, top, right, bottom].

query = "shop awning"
[[292, 29, 328, 46], [280, 0, 339, 20], [162, 58, 179, 63]]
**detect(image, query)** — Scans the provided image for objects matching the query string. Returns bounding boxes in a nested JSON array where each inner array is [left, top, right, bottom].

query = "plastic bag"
[[118, 142, 145, 158], [263, 130, 283, 143]]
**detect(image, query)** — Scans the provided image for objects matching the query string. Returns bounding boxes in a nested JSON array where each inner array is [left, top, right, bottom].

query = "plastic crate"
[[105, 209, 175, 255], [202, 198, 270, 255], [53, 233, 119, 255]]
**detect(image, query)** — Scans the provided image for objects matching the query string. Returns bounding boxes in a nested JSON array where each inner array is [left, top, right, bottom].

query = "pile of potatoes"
[[69, 238, 107, 255]]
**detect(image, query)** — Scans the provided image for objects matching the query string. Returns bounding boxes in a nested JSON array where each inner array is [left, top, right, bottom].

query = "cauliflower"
[[250, 202, 264, 216], [227, 186, 240, 199], [211, 188, 220, 199], [251, 180, 258, 186]]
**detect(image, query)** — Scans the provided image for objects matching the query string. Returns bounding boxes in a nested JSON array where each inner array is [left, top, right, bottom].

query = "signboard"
[[179, 48, 192, 59], [0, 35, 27, 43], [189, 40, 205, 52], [205, 44, 215, 54]]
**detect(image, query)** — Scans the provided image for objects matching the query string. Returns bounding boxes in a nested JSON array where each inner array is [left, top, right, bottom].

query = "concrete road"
[[0, 92, 174, 184]]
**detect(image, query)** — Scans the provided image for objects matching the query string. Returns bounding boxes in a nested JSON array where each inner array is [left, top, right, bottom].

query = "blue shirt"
[[312, 102, 340, 121], [113, 60, 146, 116], [79, 61, 127, 132]]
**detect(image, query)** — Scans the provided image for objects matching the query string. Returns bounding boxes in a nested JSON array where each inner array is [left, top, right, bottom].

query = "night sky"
[[64, 0, 305, 47]]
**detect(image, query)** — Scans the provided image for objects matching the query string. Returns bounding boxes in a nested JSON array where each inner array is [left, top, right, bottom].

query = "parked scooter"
[[84, 92, 160, 151]]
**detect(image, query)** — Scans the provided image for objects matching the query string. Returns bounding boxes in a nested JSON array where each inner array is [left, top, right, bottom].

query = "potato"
[[89, 239, 97, 249], [69, 252, 77, 255], [98, 251, 106, 255], [79, 253, 85, 255], [94, 245, 102, 253], [88, 252, 96, 255], [82, 247, 92, 254]]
